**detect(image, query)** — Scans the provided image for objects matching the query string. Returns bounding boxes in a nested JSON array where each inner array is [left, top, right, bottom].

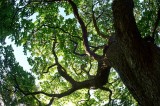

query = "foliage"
[[0, 45, 37, 105], [0, 0, 159, 105]]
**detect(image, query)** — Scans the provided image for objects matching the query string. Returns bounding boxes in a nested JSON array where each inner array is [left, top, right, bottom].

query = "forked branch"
[[52, 38, 76, 84], [68, 0, 102, 60], [92, 9, 109, 39]]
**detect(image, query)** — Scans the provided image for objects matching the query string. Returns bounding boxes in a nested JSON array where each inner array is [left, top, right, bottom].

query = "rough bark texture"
[[106, 0, 160, 105]]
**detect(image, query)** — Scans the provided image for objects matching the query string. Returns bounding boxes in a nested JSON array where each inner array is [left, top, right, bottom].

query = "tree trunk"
[[106, 0, 160, 105]]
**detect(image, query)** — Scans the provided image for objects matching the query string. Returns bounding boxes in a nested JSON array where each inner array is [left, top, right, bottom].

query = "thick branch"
[[68, 0, 102, 60], [13, 68, 111, 105]]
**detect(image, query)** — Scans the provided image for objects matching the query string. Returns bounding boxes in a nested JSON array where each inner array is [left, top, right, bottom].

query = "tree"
[[0, 0, 160, 105]]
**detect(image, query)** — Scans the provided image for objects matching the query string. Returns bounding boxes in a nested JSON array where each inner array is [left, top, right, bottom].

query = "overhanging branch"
[[12, 63, 112, 105], [68, 0, 102, 60], [92, 9, 109, 39], [52, 39, 76, 84]]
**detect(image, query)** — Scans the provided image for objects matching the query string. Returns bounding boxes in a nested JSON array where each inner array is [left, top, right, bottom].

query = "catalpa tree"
[[0, 0, 160, 105]]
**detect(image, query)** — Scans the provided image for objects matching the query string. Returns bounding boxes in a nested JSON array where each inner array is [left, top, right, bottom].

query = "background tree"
[[0, 0, 160, 105]]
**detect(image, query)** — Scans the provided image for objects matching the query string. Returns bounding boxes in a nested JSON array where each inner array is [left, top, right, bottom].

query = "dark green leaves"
[[0, 45, 36, 105]]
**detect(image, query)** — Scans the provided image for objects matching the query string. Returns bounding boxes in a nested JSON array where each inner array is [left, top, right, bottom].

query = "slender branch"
[[43, 63, 57, 73], [44, 24, 73, 36], [43, 24, 84, 45], [32, 95, 42, 106], [88, 60, 93, 79], [67, 0, 102, 60], [12, 66, 112, 105], [47, 97, 54, 106], [80, 63, 93, 79], [71, 63, 82, 75], [13, 75, 53, 97], [12, 73, 76, 98], [52, 40, 76, 84], [70, 39, 87, 56], [90, 44, 106, 53], [77, 89, 91, 104], [70, 39, 105, 56], [92, 10, 109, 39], [100, 87, 112, 105]]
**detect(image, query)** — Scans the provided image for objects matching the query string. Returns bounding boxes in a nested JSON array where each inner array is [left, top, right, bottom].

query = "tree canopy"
[[0, 0, 160, 105]]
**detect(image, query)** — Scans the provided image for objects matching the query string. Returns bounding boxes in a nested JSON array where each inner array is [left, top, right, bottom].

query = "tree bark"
[[106, 0, 160, 105]]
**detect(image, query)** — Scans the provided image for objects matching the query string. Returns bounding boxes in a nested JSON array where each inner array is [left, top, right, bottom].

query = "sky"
[[5, 38, 32, 72], [4, 12, 39, 72]]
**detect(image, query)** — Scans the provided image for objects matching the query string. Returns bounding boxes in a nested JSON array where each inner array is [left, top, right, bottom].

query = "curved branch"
[[12, 64, 112, 105], [70, 39, 87, 56], [90, 44, 106, 53], [68, 0, 102, 60], [92, 10, 109, 39], [12, 73, 76, 101], [32, 95, 42, 106], [43, 63, 57, 73], [47, 97, 54, 106], [71, 39, 105, 56], [52, 40, 76, 84], [77, 89, 91, 104], [80, 62, 94, 79], [100, 87, 112, 105]]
